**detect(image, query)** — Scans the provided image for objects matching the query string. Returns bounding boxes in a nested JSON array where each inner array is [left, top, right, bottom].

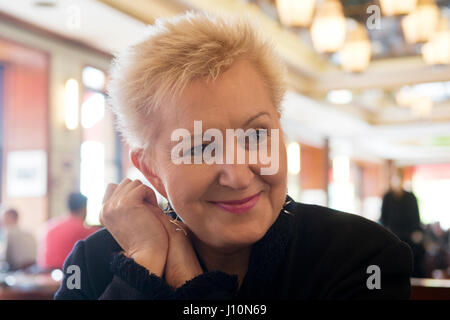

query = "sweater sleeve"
[[98, 253, 175, 300], [175, 270, 239, 300], [100, 253, 239, 300]]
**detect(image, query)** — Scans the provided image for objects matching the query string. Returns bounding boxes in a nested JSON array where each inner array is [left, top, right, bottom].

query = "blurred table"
[[0, 272, 61, 300], [2, 274, 449, 300], [410, 278, 450, 300]]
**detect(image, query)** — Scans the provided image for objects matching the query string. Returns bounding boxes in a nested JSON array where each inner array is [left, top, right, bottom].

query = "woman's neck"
[[192, 237, 252, 289]]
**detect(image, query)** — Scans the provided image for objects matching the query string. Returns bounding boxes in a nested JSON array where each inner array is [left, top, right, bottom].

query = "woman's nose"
[[217, 164, 254, 190]]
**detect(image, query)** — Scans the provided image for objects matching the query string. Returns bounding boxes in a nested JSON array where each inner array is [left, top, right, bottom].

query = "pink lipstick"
[[210, 192, 261, 214]]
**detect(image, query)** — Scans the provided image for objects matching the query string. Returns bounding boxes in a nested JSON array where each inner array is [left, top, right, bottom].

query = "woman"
[[55, 11, 412, 300]]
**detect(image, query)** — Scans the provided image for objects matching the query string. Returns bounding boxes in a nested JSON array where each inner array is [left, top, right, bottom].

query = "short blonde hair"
[[108, 11, 286, 149]]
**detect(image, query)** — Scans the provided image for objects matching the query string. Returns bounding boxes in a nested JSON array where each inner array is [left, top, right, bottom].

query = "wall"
[[298, 143, 329, 206], [0, 37, 49, 237], [300, 143, 328, 190], [0, 19, 111, 238]]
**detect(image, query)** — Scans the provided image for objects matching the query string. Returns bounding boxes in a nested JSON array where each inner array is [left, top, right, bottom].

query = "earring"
[[169, 219, 188, 236], [164, 201, 188, 236], [283, 198, 294, 216], [164, 201, 176, 216]]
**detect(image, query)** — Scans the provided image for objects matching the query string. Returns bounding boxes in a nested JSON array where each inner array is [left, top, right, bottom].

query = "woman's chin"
[[209, 217, 274, 249], [190, 195, 280, 249]]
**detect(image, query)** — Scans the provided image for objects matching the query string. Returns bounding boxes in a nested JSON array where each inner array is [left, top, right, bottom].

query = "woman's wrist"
[[166, 264, 203, 289], [127, 248, 167, 277]]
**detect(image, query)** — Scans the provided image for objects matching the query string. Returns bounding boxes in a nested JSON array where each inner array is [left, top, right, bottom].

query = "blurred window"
[[80, 66, 120, 225], [82, 66, 106, 91], [329, 156, 357, 214], [412, 164, 450, 229]]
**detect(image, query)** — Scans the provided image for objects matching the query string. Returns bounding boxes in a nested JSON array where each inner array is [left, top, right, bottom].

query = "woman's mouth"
[[209, 192, 261, 214]]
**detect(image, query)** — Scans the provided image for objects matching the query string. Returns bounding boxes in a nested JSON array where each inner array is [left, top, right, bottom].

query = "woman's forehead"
[[160, 106, 276, 143], [162, 63, 275, 124], [145, 60, 278, 151]]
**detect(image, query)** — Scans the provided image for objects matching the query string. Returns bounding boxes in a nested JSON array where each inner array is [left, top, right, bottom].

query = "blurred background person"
[[0, 208, 37, 271], [381, 167, 426, 278], [424, 222, 450, 279], [37, 192, 98, 271]]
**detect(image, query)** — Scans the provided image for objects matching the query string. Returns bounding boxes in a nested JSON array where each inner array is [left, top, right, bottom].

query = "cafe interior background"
[[0, 0, 449, 299]]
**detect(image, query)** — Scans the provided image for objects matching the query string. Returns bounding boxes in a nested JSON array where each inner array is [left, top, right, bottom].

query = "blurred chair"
[[0, 208, 37, 271]]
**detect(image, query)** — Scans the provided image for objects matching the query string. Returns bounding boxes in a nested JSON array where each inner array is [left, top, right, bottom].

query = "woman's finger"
[[111, 178, 133, 196], [118, 179, 143, 195], [103, 183, 118, 204], [130, 183, 159, 208]]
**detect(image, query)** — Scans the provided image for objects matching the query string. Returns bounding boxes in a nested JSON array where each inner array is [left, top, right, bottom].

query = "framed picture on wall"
[[6, 150, 47, 198]]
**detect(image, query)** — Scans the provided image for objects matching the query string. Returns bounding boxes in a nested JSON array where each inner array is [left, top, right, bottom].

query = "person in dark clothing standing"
[[381, 167, 426, 278], [55, 12, 412, 300]]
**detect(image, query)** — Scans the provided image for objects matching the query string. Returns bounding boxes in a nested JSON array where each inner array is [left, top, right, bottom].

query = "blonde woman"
[[55, 12, 412, 300]]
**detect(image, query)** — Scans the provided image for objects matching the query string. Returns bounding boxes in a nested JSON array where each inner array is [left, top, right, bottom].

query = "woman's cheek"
[[260, 141, 287, 184], [263, 143, 287, 212], [166, 164, 213, 205]]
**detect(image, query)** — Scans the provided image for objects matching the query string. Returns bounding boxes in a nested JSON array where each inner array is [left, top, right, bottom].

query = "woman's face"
[[143, 59, 287, 250]]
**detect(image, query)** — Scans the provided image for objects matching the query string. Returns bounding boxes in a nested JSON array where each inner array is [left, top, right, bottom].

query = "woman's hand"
[[159, 217, 204, 289], [100, 179, 169, 277]]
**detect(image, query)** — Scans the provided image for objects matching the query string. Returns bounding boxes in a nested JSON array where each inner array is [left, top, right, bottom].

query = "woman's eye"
[[186, 144, 209, 157], [255, 129, 268, 142], [253, 129, 268, 143], [245, 129, 268, 149]]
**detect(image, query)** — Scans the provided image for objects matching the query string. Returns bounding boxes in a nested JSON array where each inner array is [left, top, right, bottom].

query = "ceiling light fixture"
[[380, 0, 417, 16], [326, 89, 353, 105], [339, 20, 372, 72], [310, 0, 347, 53], [402, 0, 440, 43], [422, 16, 450, 65], [411, 96, 434, 118], [276, 0, 316, 27]]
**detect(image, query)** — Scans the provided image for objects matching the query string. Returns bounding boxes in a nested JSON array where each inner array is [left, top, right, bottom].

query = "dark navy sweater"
[[54, 196, 413, 300]]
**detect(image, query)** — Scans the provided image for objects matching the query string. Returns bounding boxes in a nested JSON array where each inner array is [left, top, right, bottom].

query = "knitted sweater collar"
[[236, 194, 296, 297]]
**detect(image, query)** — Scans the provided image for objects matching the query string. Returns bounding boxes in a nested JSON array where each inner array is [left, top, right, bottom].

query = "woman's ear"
[[130, 149, 167, 199]]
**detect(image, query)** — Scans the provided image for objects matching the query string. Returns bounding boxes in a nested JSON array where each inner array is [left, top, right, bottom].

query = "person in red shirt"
[[38, 192, 98, 270]]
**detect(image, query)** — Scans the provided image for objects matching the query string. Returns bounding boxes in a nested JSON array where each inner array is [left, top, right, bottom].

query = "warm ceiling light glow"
[[402, 0, 440, 43], [395, 87, 415, 107], [339, 21, 372, 72], [287, 142, 301, 175], [65, 78, 79, 130], [311, 0, 347, 53], [411, 96, 433, 117], [380, 0, 417, 16], [422, 16, 450, 65], [276, 0, 316, 27], [326, 89, 353, 104]]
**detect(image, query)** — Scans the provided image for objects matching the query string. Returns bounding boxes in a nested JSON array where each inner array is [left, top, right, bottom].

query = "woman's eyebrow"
[[169, 112, 271, 146], [243, 111, 270, 127]]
